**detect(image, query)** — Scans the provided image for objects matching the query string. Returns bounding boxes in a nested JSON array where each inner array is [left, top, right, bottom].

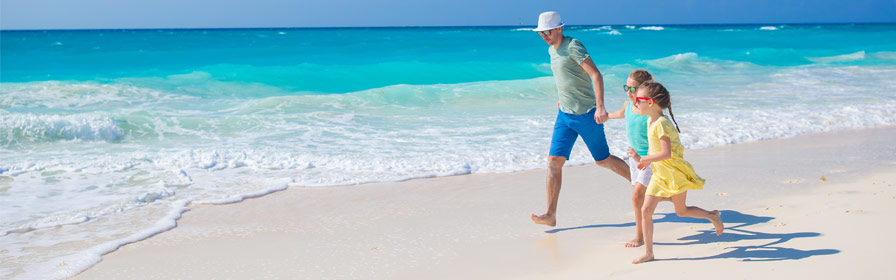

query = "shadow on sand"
[[545, 210, 840, 262]]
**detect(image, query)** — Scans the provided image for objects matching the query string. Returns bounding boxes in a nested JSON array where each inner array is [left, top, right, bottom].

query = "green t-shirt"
[[549, 36, 595, 115]]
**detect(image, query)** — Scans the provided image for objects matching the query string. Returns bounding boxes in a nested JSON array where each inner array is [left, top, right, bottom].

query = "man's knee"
[[595, 157, 611, 167], [547, 156, 566, 172]]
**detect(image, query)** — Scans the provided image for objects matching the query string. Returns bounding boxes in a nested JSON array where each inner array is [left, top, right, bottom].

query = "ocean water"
[[2, 24, 896, 278]]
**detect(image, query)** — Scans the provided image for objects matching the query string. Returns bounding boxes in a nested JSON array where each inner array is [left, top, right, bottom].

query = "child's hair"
[[629, 69, 653, 85], [639, 81, 681, 133]]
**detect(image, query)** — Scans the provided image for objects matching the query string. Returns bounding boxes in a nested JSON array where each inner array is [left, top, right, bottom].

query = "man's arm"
[[580, 57, 607, 123]]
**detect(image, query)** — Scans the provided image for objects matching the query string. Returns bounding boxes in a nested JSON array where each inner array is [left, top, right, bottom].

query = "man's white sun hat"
[[533, 11, 564, 32]]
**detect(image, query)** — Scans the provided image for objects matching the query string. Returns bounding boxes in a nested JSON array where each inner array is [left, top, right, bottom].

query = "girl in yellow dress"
[[627, 82, 724, 264]]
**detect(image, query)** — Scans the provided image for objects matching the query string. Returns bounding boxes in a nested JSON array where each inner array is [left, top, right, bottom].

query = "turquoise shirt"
[[549, 36, 595, 115], [625, 101, 650, 157]]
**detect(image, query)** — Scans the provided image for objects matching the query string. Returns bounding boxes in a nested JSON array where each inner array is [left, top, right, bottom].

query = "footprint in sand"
[[846, 210, 864, 214], [782, 179, 805, 184], [715, 192, 728, 196], [774, 222, 787, 227]]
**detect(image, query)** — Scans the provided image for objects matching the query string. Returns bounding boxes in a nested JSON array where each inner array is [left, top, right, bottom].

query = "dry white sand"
[[73, 127, 896, 279]]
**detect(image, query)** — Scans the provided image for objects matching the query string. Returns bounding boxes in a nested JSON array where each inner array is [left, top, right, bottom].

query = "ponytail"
[[667, 106, 681, 133]]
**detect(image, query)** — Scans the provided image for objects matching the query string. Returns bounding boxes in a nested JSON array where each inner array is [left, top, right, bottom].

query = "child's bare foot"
[[625, 238, 644, 248], [632, 252, 654, 264], [709, 210, 724, 235], [531, 213, 556, 227]]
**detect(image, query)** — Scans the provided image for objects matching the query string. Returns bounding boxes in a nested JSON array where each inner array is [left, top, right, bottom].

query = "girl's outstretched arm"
[[607, 101, 628, 120], [636, 136, 671, 169]]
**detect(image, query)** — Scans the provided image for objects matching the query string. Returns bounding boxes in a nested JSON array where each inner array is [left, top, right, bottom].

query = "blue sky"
[[2, 0, 895, 30]]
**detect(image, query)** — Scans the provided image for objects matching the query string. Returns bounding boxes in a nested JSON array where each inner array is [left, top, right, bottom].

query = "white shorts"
[[627, 157, 653, 187]]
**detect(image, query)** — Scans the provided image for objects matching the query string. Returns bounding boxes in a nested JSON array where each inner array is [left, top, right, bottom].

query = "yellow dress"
[[645, 116, 705, 198]]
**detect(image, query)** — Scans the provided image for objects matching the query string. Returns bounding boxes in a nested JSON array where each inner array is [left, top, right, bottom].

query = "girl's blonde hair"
[[639, 81, 680, 133], [629, 69, 653, 85]]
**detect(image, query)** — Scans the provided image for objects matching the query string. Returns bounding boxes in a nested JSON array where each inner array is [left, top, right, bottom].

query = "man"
[[530, 11, 631, 227]]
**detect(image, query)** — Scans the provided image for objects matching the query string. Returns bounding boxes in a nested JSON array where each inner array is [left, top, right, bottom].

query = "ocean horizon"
[[2, 21, 895, 31], [2, 23, 896, 279]]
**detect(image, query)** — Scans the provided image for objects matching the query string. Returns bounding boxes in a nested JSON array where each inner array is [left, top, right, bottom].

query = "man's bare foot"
[[625, 238, 644, 248], [632, 252, 654, 264], [531, 213, 556, 227], [709, 210, 724, 235]]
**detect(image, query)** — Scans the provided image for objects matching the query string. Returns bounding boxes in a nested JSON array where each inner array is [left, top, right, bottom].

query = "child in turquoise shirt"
[[608, 69, 654, 248]]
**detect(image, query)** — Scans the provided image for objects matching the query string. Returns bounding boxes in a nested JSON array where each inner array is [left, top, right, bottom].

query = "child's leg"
[[626, 183, 647, 247], [633, 195, 663, 264], [669, 191, 724, 235]]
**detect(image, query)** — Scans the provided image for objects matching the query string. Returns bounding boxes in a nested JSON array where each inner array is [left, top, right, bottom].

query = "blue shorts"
[[549, 108, 610, 161]]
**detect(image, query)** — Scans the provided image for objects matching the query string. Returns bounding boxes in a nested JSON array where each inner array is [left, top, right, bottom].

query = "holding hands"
[[594, 107, 609, 124], [627, 147, 650, 170]]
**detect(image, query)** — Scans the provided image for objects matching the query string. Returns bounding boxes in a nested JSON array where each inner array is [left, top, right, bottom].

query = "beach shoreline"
[[4, 24, 896, 279], [72, 126, 896, 279]]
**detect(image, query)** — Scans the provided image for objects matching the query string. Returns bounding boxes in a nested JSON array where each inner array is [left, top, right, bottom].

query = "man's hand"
[[593, 107, 609, 124]]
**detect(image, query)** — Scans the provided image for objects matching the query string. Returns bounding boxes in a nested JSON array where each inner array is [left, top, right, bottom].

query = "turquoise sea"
[[2, 24, 896, 278]]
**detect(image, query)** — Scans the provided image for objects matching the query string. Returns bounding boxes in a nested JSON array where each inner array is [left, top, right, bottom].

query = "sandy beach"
[[72, 126, 896, 279]]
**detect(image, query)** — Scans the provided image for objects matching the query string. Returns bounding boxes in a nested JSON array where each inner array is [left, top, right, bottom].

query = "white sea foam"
[[16, 200, 190, 280], [579, 26, 622, 35], [807, 51, 866, 63], [194, 177, 293, 204], [0, 113, 124, 144], [680, 102, 896, 148], [639, 26, 664, 31], [4, 62, 896, 279], [872, 51, 896, 60], [760, 26, 779, 30], [14, 177, 291, 279], [638, 52, 761, 73], [3, 171, 294, 279], [806, 50, 896, 64], [1, 178, 178, 235], [0, 81, 191, 110], [582, 26, 614, 31]]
